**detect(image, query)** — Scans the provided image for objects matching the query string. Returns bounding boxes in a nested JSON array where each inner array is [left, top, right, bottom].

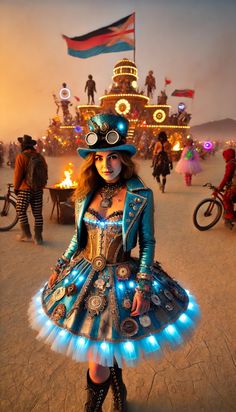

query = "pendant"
[[100, 198, 112, 208]]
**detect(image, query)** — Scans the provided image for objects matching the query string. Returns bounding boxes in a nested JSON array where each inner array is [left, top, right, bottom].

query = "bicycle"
[[193, 182, 235, 231], [0, 183, 18, 231]]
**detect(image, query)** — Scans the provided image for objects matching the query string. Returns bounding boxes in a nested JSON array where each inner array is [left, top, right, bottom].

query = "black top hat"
[[17, 134, 37, 146]]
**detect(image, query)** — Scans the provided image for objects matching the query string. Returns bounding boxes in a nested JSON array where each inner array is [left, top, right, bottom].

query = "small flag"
[[171, 89, 195, 98], [62, 13, 135, 59], [165, 78, 171, 85]]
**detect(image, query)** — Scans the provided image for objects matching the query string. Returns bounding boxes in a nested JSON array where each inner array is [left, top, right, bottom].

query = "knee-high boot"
[[84, 370, 110, 412], [109, 363, 127, 412]]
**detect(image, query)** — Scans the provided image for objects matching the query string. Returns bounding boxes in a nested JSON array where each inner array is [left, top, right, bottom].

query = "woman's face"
[[95, 151, 122, 183]]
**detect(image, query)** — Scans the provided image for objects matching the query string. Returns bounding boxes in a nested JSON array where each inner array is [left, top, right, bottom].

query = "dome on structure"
[[113, 58, 138, 83]]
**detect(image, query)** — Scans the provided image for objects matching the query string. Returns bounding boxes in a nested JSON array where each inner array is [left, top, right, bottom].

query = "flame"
[[54, 163, 78, 189], [172, 142, 181, 151]]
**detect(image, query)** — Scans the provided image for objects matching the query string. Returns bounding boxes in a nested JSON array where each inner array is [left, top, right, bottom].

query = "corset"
[[82, 208, 130, 264]]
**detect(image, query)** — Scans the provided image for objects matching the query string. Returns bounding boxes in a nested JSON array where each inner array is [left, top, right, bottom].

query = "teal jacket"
[[63, 176, 156, 274]]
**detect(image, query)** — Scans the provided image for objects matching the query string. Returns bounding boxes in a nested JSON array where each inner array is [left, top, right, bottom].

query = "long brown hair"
[[74, 151, 138, 200]]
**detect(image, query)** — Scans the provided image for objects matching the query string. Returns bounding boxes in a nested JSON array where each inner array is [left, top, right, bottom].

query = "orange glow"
[[172, 142, 181, 151], [54, 163, 78, 189]]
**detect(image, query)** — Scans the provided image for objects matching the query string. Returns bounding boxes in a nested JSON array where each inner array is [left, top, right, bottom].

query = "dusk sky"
[[1, 0, 236, 142]]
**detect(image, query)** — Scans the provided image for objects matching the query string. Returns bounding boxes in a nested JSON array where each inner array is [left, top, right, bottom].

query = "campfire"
[[172, 142, 181, 151], [54, 163, 78, 189]]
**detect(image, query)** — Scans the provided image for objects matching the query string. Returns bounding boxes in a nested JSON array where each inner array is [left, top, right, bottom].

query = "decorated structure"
[[43, 59, 192, 157]]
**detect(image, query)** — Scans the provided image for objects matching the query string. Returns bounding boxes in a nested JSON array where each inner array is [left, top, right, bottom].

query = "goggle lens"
[[85, 132, 98, 146], [105, 130, 120, 145]]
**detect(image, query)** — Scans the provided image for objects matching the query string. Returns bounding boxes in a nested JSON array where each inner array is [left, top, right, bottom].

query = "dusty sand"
[[0, 152, 236, 412]]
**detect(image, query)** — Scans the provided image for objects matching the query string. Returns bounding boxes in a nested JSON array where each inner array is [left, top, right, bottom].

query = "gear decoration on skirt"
[[85, 293, 107, 317]]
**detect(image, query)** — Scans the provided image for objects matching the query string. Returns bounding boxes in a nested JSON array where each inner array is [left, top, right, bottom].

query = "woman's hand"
[[48, 271, 58, 288], [130, 292, 150, 317]]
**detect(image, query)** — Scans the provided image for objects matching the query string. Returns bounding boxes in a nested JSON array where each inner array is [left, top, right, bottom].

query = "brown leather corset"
[[82, 209, 130, 264]]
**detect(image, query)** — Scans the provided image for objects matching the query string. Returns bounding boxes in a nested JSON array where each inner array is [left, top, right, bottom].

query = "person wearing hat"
[[29, 114, 199, 412], [152, 131, 173, 193], [14, 134, 48, 244]]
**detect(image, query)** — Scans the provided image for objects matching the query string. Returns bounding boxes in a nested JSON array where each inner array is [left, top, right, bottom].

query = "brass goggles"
[[85, 130, 121, 147], [85, 121, 122, 147]]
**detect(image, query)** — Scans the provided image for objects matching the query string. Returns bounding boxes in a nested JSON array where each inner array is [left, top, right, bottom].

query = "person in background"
[[145, 70, 156, 99], [29, 114, 199, 412], [175, 138, 202, 186], [14, 135, 48, 244], [152, 131, 173, 193], [214, 148, 236, 229], [85, 74, 97, 105]]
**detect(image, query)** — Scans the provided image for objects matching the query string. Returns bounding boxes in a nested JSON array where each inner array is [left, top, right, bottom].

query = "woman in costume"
[[29, 114, 199, 412], [152, 131, 173, 193], [175, 138, 202, 186]]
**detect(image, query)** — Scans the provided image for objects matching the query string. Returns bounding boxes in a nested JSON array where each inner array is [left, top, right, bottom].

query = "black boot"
[[110, 363, 127, 412], [34, 226, 43, 245], [84, 370, 110, 412], [16, 223, 32, 242]]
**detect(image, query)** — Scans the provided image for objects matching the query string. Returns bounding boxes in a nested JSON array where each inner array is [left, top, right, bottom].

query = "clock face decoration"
[[59, 87, 71, 100], [153, 109, 166, 123], [115, 99, 131, 115]]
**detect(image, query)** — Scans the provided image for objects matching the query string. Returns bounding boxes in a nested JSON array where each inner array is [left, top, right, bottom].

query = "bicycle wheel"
[[193, 198, 223, 231], [0, 196, 18, 231]]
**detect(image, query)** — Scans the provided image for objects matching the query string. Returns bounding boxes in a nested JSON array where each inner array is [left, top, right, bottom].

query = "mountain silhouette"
[[190, 118, 236, 140]]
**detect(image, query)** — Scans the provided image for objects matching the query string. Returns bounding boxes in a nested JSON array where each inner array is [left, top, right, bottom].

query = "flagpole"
[[133, 12, 136, 63]]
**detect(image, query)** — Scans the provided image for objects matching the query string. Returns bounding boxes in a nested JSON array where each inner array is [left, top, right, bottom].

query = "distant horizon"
[[1, 0, 236, 142]]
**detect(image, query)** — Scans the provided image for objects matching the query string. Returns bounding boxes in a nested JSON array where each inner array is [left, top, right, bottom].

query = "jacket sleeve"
[[138, 189, 156, 274], [62, 199, 80, 259], [14, 154, 25, 190]]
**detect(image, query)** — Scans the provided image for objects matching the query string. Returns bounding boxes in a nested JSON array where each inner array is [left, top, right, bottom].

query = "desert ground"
[[0, 151, 236, 412]]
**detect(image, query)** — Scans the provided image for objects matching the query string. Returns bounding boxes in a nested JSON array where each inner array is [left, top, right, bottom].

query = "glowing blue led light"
[[188, 302, 194, 310], [71, 270, 77, 276], [77, 337, 85, 346], [179, 314, 187, 323], [185, 289, 190, 296], [36, 297, 41, 302], [148, 335, 156, 344], [38, 308, 44, 314], [79, 275, 85, 282], [64, 279, 69, 284], [124, 341, 134, 352], [153, 281, 158, 286], [101, 342, 108, 351], [128, 281, 135, 288], [59, 330, 66, 337], [118, 283, 124, 290], [117, 122, 125, 131], [40, 287, 44, 292], [166, 325, 176, 335], [46, 320, 52, 326]]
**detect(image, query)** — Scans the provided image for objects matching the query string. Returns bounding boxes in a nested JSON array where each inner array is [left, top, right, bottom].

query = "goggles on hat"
[[85, 130, 121, 147]]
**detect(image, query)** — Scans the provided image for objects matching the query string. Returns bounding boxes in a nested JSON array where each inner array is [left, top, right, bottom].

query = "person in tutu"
[[175, 137, 202, 186], [29, 114, 199, 412]]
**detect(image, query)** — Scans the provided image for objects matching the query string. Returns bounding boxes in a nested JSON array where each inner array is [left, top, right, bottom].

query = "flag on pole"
[[62, 13, 135, 59], [165, 78, 171, 85], [171, 89, 195, 98]]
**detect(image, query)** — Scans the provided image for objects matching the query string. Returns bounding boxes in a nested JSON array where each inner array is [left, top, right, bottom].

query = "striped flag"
[[62, 13, 135, 59]]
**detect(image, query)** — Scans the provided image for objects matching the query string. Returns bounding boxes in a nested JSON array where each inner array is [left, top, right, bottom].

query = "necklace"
[[99, 181, 123, 208]]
